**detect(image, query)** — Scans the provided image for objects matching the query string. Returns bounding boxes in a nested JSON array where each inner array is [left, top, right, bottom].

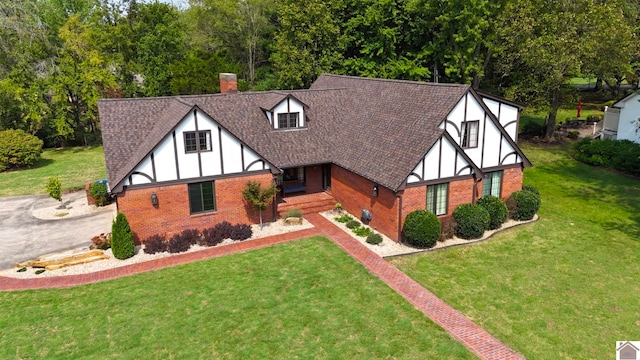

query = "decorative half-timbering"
[[406, 133, 479, 184], [99, 73, 531, 243], [122, 108, 270, 188], [263, 94, 307, 130], [441, 92, 527, 170]]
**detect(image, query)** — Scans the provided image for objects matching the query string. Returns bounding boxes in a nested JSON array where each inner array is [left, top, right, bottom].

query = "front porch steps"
[[277, 192, 336, 218]]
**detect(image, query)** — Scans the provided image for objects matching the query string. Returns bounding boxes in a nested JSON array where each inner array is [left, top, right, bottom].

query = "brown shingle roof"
[[99, 74, 514, 193]]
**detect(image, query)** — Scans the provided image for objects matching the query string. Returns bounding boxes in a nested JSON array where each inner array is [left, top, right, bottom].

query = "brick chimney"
[[219, 73, 238, 94]]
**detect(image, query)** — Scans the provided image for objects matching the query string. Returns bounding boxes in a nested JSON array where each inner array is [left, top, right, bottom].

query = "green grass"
[[0, 237, 475, 359], [520, 108, 604, 130], [390, 143, 640, 359], [0, 146, 106, 197]]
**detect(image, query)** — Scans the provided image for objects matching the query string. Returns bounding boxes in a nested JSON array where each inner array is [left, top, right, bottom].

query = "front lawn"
[[390, 143, 640, 359], [0, 237, 475, 359], [0, 146, 106, 197]]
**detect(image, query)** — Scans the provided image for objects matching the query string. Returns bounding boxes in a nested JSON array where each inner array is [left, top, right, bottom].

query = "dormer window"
[[461, 121, 479, 148], [184, 130, 212, 153], [278, 112, 299, 129]]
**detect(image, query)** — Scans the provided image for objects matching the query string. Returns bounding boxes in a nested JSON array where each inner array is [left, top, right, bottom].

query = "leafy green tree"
[[130, 2, 186, 97], [187, 0, 275, 87], [495, 0, 590, 138], [272, 0, 345, 89], [339, 0, 429, 81], [242, 181, 277, 224], [49, 14, 118, 146]]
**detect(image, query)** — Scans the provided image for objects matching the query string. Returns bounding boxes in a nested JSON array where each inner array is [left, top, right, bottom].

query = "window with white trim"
[[188, 181, 216, 214], [427, 183, 448, 216], [184, 130, 212, 153], [277, 112, 299, 129], [482, 171, 503, 197], [461, 121, 479, 148]]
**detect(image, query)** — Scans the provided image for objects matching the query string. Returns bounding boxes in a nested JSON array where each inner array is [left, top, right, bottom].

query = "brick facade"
[[501, 166, 524, 200], [331, 165, 400, 241], [117, 172, 274, 243]]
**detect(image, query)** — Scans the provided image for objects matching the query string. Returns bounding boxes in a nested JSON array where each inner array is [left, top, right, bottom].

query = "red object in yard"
[[577, 101, 583, 118]]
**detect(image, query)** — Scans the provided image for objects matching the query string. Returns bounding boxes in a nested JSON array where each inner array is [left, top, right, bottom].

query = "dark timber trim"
[[194, 109, 203, 177], [405, 174, 475, 188], [123, 169, 272, 191], [173, 131, 180, 180], [151, 153, 157, 181], [218, 126, 224, 174], [130, 171, 155, 183]]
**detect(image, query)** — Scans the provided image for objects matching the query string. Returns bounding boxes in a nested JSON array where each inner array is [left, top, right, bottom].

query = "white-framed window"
[[184, 130, 212, 153], [482, 171, 503, 197], [427, 183, 448, 216], [461, 121, 479, 148], [277, 112, 299, 129]]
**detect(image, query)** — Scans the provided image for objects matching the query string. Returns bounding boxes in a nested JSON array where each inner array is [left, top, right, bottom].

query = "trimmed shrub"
[[216, 221, 233, 239], [90, 233, 111, 250], [180, 229, 200, 246], [0, 129, 43, 171], [200, 226, 224, 247], [89, 182, 109, 206], [573, 138, 640, 176], [230, 224, 252, 241], [167, 233, 192, 253], [284, 209, 302, 219], [353, 226, 372, 237], [334, 214, 354, 223], [522, 184, 540, 196], [111, 212, 135, 259], [439, 216, 457, 241], [477, 196, 508, 230], [507, 190, 540, 221], [346, 220, 361, 229], [144, 234, 167, 254], [453, 204, 490, 240], [46, 177, 62, 203], [402, 210, 441, 249], [366, 232, 383, 245]]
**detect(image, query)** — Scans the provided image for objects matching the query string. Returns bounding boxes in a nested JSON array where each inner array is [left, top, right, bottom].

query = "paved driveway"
[[0, 193, 115, 270]]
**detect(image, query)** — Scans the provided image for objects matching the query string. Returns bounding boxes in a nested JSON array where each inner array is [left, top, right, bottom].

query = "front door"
[[322, 164, 331, 190]]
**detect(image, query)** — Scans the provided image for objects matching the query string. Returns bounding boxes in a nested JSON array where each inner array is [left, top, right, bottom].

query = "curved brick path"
[[0, 213, 523, 360]]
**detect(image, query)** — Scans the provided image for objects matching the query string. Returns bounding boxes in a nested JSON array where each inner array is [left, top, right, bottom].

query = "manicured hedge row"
[[477, 195, 508, 230], [142, 222, 253, 255], [573, 138, 640, 176], [453, 204, 489, 239]]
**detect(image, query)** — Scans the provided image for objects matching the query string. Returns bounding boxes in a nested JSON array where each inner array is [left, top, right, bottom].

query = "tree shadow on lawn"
[[535, 158, 640, 240]]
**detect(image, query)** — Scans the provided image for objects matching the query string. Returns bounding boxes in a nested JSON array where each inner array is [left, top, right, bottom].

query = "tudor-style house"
[[98, 73, 531, 243]]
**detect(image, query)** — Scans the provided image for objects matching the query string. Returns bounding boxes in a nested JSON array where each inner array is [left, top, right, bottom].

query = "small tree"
[[111, 212, 135, 260], [242, 181, 277, 224], [46, 177, 63, 208]]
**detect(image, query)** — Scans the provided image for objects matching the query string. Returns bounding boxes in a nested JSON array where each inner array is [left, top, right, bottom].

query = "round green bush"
[[89, 182, 109, 206], [508, 190, 540, 221], [111, 212, 135, 260], [345, 220, 360, 229], [522, 185, 540, 196], [476, 196, 508, 230], [366, 232, 383, 245], [453, 203, 490, 239], [402, 210, 441, 248], [0, 129, 43, 171]]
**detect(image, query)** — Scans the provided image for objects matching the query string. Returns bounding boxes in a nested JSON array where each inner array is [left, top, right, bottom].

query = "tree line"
[[1, 0, 638, 146]]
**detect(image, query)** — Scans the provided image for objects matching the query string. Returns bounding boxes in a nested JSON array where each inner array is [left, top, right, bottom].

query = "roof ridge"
[[318, 73, 470, 88]]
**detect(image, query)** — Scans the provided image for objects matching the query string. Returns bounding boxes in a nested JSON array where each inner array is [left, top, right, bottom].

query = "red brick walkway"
[[304, 213, 524, 360], [0, 213, 523, 360]]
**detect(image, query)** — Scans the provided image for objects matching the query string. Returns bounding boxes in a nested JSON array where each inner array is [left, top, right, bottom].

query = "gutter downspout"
[[397, 193, 403, 243], [472, 176, 482, 203]]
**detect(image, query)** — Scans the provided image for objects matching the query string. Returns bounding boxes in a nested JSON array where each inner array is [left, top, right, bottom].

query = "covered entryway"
[[277, 191, 336, 218]]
